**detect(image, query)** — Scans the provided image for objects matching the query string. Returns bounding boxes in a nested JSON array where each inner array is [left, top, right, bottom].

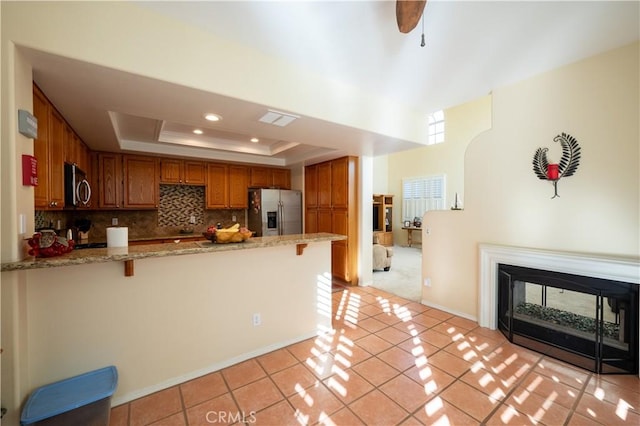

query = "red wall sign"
[[22, 154, 38, 186]]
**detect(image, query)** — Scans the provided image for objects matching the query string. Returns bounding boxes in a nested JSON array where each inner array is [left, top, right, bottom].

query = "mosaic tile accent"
[[158, 185, 205, 227], [35, 210, 68, 231]]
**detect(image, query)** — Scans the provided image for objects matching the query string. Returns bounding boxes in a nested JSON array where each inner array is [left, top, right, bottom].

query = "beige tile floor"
[[109, 285, 639, 425]]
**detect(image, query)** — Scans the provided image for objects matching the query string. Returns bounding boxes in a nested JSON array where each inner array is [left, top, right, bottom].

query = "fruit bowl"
[[215, 230, 252, 243], [202, 231, 217, 243], [202, 229, 252, 244]]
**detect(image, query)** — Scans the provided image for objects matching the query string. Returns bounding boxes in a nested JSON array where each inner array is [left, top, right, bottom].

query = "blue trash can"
[[21, 366, 118, 426]]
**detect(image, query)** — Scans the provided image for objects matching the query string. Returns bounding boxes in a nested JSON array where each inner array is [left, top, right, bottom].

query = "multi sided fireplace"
[[497, 264, 638, 374]]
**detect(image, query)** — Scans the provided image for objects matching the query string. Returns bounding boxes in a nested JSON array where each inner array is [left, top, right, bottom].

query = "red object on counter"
[[547, 163, 559, 180]]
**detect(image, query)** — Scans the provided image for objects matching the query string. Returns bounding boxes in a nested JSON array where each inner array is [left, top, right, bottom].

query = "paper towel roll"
[[107, 226, 128, 247]]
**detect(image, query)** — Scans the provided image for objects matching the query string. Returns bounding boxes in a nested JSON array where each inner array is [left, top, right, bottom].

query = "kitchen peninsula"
[[1, 233, 343, 407]]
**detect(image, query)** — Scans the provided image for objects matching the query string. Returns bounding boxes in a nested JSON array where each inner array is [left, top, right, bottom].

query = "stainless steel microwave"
[[64, 163, 91, 207]]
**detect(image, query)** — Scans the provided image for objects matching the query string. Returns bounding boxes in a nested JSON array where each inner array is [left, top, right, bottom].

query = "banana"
[[217, 223, 240, 233]]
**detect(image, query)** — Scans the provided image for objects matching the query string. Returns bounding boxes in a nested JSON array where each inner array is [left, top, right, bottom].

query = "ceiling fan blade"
[[396, 0, 427, 33]]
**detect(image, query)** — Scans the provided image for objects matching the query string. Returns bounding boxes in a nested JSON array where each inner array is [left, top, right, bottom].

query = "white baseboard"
[[111, 330, 322, 406], [420, 299, 478, 323]]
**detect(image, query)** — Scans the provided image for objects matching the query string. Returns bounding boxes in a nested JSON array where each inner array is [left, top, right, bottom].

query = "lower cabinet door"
[[305, 210, 318, 233], [332, 240, 349, 283]]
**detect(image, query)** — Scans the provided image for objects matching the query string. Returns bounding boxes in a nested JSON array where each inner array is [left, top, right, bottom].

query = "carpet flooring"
[[372, 245, 422, 302]]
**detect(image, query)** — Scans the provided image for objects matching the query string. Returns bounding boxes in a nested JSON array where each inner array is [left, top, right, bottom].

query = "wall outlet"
[[424, 278, 431, 287], [252, 313, 261, 326], [111, 217, 118, 226], [232, 215, 237, 222], [189, 215, 196, 224]]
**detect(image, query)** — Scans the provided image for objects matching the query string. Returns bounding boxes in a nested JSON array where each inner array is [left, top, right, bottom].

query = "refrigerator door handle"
[[279, 201, 285, 235]]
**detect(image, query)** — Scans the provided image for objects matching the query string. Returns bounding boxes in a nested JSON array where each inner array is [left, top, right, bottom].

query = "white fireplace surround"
[[478, 244, 640, 330]]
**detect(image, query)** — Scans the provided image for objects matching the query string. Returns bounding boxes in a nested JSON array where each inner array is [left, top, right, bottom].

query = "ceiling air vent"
[[258, 109, 299, 127]]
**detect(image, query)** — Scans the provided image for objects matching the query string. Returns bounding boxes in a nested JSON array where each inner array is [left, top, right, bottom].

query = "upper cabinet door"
[[33, 86, 51, 209], [228, 165, 249, 208], [48, 109, 66, 209], [304, 164, 318, 209], [160, 159, 183, 184], [272, 169, 291, 189], [123, 155, 159, 209], [250, 167, 271, 187], [206, 163, 229, 209], [330, 157, 349, 209], [98, 153, 122, 209], [184, 161, 205, 185], [317, 162, 332, 209]]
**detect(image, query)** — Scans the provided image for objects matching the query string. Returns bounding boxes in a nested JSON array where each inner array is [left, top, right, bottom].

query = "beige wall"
[[1, 42, 35, 263], [386, 96, 492, 246], [372, 156, 389, 195], [422, 42, 640, 318], [1, 242, 332, 423]]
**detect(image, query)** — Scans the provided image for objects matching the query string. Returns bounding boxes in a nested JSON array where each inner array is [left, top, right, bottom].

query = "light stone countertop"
[[1, 233, 346, 272]]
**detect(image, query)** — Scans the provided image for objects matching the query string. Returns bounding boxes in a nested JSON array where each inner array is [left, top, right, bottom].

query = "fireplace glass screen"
[[498, 264, 638, 374]]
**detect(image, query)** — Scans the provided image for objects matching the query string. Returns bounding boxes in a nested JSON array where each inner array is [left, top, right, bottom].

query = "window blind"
[[402, 175, 446, 220]]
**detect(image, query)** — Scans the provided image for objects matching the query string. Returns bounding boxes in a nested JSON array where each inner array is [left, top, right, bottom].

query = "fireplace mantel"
[[478, 244, 640, 330]]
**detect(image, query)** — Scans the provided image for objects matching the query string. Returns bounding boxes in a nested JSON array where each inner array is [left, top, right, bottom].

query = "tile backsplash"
[[36, 185, 246, 241], [159, 185, 205, 227]]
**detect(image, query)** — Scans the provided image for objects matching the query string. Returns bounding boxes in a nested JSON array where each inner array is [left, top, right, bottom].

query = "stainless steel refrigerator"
[[248, 188, 302, 236]]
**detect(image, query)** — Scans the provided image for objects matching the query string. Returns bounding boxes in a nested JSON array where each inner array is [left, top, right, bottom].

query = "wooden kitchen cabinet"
[[33, 85, 52, 209], [75, 134, 90, 177], [63, 124, 92, 207], [249, 167, 270, 187], [97, 153, 123, 209], [96, 153, 159, 209], [63, 124, 75, 165], [317, 162, 332, 209], [305, 164, 318, 209], [184, 161, 206, 184], [228, 165, 249, 208], [373, 194, 393, 246], [305, 209, 318, 233], [160, 159, 205, 185], [331, 157, 349, 209], [160, 159, 182, 184], [47, 108, 65, 208], [249, 166, 291, 189], [304, 156, 358, 284], [331, 241, 348, 282], [271, 168, 291, 189], [123, 155, 159, 209], [206, 163, 229, 209], [206, 163, 248, 209], [33, 85, 65, 210], [34, 83, 93, 210], [317, 209, 333, 233]]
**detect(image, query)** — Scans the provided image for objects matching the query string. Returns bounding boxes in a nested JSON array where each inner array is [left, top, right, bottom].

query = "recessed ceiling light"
[[204, 113, 222, 122], [250, 137, 259, 143], [193, 129, 203, 135]]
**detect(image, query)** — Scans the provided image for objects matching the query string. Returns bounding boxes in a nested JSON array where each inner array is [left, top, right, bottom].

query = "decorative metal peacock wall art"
[[532, 133, 581, 199]]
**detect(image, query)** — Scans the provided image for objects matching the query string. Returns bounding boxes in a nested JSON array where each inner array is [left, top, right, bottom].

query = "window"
[[402, 175, 446, 221], [428, 110, 445, 145]]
